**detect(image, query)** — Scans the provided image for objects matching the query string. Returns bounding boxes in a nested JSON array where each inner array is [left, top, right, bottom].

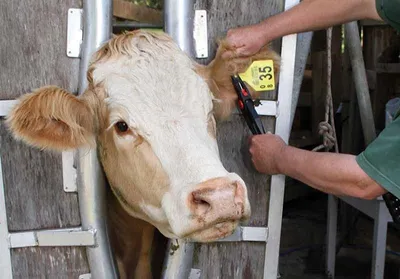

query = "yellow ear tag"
[[239, 60, 275, 91]]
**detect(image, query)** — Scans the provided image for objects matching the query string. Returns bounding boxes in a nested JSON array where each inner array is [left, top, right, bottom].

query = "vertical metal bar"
[[371, 203, 387, 279], [79, 0, 113, 93], [77, 1, 118, 278], [164, 0, 195, 57], [162, 1, 195, 278], [344, 22, 376, 145], [326, 195, 338, 278], [0, 158, 12, 279], [264, 1, 299, 278], [161, 239, 195, 279], [290, 31, 313, 129]]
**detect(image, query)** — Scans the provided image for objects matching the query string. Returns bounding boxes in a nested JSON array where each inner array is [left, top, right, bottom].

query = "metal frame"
[[264, 0, 299, 278], [161, 1, 195, 278], [0, 158, 12, 279], [8, 227, 95, 248], [193, 10, 208, 59], [162, 0, 300, 278], [67, 8, 83, 58], [291, 31, 313, 129], [0, 1, 116, 277], [164, 0, 195, 57], [77, 0, 118, 278], [256, 100, 279, 117], [162, 239, 195, 279], [326, 22, 391, 279], [214, 226, 268, 242], [327, 196, 392, 279]]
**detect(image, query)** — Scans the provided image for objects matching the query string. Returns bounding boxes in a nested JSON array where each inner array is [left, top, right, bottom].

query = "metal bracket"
[[62, 151, 77, 192], [233, 100, 278, 117], [193, 10, 208, 59], [255, 100, 279, 117], [189, 269, 201, 279], [214, 226, 268, 242], [67, 9, 83, 58], [8, 227, 96, 248], [0, 100, 16, 117]]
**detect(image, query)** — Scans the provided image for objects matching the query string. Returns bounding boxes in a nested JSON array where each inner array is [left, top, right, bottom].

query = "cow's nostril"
[[191, 192, 211, 216], [233, 181, 245, 206]]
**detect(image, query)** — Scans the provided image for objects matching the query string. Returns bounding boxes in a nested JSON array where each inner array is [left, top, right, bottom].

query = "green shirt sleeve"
[[376, 0, 400, 32], [356, 115, 400, 198]]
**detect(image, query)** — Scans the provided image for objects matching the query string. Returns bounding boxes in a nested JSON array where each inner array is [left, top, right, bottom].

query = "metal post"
[[164, 0, 195, 57], [162, 0, 195, 278], [290, 31, 313, 129], [0, 158, 12, 279], [161, 239, 195, 279], [372, 202, 388, 279], [77, 1, 118, 278], [264, 1, 299, 278], [326, 195, 338, 278], [344, 22, 376, 144]]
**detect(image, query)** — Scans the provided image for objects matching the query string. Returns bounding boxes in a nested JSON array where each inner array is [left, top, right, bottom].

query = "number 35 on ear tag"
[[239, 60, 275, 91]]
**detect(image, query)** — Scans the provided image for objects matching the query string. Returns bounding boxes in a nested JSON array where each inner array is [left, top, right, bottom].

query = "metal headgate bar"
[[264, 1, 299, 278], [164, 0, 195, 57], [0, 157, 12, 279], [8, 228, 95, 248], [162, 1, 196, 278], [77, 0, 118, 278]]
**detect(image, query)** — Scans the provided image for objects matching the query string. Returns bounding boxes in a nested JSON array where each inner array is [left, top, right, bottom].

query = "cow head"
[[7, 31, 279, 242]]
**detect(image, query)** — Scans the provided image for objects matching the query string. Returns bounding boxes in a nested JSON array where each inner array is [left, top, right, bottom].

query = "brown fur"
[[6, 86, 95, 150], [6, 30, 280, 278], [108, 193, 154, 279], [197, 40, 281, 120]]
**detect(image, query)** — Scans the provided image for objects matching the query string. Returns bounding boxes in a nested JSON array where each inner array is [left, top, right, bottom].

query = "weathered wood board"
[[363, 25, 399, 130], [193, 1, 283, 278], [0, 0, 89, 277]]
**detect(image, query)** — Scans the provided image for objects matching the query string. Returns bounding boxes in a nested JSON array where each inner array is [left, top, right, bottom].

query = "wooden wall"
[[0, 1, 90, 277], [363, 25, 400, 131], [192, 1, 283, 278]]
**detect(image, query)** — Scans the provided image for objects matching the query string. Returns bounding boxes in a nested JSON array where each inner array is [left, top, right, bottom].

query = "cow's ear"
[[6, 86, 95, 151], [197, 40, 280, 120]]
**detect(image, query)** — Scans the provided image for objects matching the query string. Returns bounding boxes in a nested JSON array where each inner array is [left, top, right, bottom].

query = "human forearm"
[[259, 0, 381, 43], [277, 146, 386, 199]]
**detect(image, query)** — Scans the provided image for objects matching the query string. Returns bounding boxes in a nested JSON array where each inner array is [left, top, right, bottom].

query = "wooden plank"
[[376, 63, 400, 74], [192, 1, 282, 277], [0, 122, 81, 231], [11, 247, 89, 279], [113, 0, 163, 24], [0, 0, 88, 277], [363, 26, 399, 130], [363, 26, 396, 70], [194, 0, 283, 65], [0, 0, 80, 99]]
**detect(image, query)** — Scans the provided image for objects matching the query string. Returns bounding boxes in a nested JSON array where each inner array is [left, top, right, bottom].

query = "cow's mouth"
[[184, 220, 240, 242]]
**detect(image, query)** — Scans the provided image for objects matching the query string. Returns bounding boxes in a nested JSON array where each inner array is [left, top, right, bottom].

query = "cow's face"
[[7, 31, 279, 241]]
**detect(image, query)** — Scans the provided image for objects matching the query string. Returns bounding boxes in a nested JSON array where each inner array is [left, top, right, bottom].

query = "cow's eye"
[[115, 121, 129, 133]]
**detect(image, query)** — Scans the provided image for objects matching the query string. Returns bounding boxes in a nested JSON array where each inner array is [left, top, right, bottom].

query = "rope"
[[312, 27, 339, 153]]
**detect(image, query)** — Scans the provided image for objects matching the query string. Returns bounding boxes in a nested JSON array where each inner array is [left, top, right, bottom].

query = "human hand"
[[248, 133, 287, 174], [222, 23, 269, 59]]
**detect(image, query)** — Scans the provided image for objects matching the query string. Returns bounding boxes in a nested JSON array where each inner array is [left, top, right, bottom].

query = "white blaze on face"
[[93, 33, 232, 235]]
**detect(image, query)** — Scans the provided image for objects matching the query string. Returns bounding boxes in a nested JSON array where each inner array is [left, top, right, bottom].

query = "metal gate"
[[0, 0, 311, 278]]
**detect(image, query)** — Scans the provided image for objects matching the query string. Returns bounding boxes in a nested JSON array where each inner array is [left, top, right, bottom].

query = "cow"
[[6, 30, 279, 278]]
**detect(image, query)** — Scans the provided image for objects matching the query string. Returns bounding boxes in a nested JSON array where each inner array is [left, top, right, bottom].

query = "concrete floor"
[[278, 191, 400, 279]]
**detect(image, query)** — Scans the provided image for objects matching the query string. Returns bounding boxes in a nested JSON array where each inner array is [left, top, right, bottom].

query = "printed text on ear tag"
[[239, 60, 275, 91]]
